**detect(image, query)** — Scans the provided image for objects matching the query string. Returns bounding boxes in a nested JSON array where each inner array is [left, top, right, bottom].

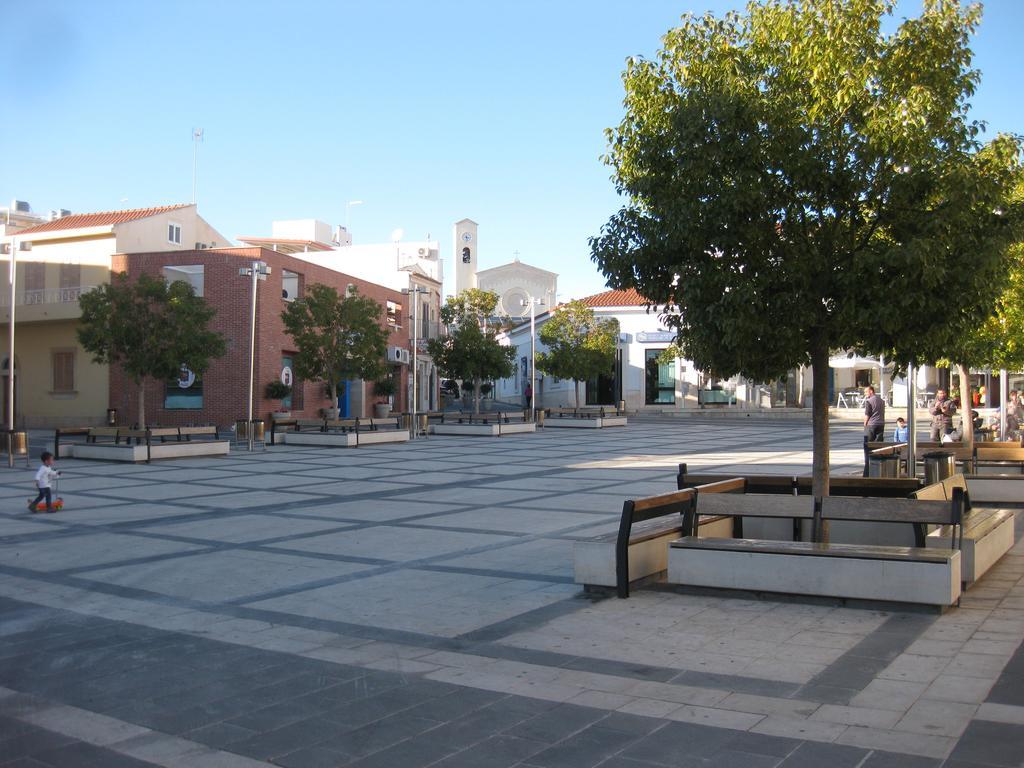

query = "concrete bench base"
[[282, 432, 358, 448], [544, 417, 627, 429], [574, 517, 731, 588], [70, 441, 231, 463], [668, 539, 961, 607], [281, 430, 409, 447], [430, 423, 536, 437], [928, 509, 1015, 584]]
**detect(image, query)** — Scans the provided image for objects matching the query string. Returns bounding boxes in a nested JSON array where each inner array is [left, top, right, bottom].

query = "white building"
[[240, 219, 443, 411], [452, 219, 557, 317]]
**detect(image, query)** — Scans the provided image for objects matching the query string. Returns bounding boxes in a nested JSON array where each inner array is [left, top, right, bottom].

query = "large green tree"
[[536, 300, 620, 408], [427, 289, 515, 414], [78, 272, 226, 427], [281, 284, 389, 418], [590, 0, 1022, 495]]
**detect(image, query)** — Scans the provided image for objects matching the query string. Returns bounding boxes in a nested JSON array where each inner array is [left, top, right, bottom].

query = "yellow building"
[[0, 203, 228, 427]]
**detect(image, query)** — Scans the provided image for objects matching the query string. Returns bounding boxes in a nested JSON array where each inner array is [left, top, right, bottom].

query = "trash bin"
[[252, 420, 265, 443], [923, 451, 956, 486], [235, 419, 249, 441], [6, 430, 27, 455], [106, 408, 117, 426], [418, 413, 429, 435], [534, 408, 545, 427], [869, 455, 900, 478]]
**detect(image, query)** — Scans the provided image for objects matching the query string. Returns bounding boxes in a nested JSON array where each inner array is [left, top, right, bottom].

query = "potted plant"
[[266, 380, 293, 418], [373, 378, 396, 418]]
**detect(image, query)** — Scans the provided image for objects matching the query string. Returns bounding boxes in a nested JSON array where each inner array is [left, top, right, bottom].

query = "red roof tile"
[[16, 204, 192, 235], [577, 288, 651, 307]]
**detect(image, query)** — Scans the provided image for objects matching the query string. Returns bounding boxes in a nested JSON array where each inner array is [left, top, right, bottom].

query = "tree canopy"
[[590, 0, 1023, 494], [280, 283, 389, 416], [427, 289, 515, 414], [536, 300, 620, 408], [78, 272, 226, 427]]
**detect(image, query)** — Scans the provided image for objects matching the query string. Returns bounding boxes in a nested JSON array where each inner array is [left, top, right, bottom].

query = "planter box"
[[544, 417, 628, 429]]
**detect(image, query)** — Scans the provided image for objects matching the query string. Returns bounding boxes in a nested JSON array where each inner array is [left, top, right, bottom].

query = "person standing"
[[862, 386, 886, 477], [523, 382, 533, 411], [929, 388, 957, 441], [863, 386, 885, 441]]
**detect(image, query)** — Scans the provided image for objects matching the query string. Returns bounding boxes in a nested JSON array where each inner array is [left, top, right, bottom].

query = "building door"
[[339, 381, 352, 418]]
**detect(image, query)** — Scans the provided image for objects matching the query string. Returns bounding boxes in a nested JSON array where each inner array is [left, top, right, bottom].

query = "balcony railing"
[[0, 285, 98, 308]]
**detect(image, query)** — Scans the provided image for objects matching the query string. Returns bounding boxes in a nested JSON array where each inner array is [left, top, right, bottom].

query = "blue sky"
[[2, 0, 1021, 300]]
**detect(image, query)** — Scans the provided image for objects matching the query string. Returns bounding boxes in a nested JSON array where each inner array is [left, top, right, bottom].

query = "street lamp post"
[[6, 236, 16, 467], [239, 261, 271, 451], [521, 297, 545, 420], [403, 286, 429, 439]]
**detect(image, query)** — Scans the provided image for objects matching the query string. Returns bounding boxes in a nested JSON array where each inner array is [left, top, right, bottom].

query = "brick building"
[[109, 247, 412, 428]]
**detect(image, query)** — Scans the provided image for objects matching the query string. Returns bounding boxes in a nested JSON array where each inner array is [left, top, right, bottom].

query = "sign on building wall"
[[635, 331, 676, 343]]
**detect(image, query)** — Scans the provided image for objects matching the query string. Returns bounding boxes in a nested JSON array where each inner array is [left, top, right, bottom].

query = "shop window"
[[645, 349, 675, 404], [163, 264, 204, 296], [165, 365, 203, 409], [51, 350, 75, 393]]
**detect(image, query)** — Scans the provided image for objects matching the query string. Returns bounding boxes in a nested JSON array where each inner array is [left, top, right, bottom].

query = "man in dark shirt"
[[861, 386, 886, 477], [863, 386, 885, 441]]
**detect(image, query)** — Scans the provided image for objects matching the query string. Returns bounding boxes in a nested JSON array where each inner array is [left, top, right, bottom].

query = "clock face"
[[461, 232, 473, 243]]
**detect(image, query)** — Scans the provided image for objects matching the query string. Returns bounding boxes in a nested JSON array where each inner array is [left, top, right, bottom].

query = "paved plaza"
[[0, 419, 1022, 767]]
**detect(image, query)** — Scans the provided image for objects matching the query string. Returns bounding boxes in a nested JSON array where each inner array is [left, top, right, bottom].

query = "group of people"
[[862, 385, 1023, 444]]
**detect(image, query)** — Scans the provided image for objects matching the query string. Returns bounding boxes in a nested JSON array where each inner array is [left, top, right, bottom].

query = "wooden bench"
[[965, 474, 1024, 508], [295, 418, 327, 432], [87, 427, 121, 444], [668, 486, 966, 607], [677, 464, 922, 498], [361, 416, 402, 431], [974, 444, 1024, 474], [573, 479, 741, 598], [148, 427, 180, 444], [178, 425, 219, 441], [53, 427, 92, 457], [268, 419, 297, 445]]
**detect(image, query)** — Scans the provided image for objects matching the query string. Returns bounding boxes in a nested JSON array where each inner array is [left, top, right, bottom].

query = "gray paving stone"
[[777, 740, 868, 767], [947, 719, 1024, 766], [526, 726, 641, 768]]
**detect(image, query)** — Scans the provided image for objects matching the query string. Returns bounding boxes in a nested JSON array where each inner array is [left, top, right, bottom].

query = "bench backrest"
[[89, 427, 119, 438], [817, 489, 964, 551], [694, 493, 814, 520], [912, 483, 947, 501], [179, 426, 217, 435], [974, 446, 1024, 461], [677, 464, 921, 497], [149, 427, 179, 437], [914, 442, 974, 460], [615, 477, 743, 598]]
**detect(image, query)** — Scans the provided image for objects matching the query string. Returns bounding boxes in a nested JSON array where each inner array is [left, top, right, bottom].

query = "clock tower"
[[453, 218, 478, 297]]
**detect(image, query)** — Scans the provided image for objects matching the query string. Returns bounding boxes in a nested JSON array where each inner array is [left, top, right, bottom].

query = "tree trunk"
[[810, 343, 830, 501], [574, 380, 580, 409], [137, 380, 146, 429], [473, 379, 481, 415], [326, 382, 338, 420], [957, 363, 974, 446]]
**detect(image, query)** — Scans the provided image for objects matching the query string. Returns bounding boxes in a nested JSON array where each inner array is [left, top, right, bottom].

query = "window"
[[282, 270, 300, 301], [162, 265, 204, 296], [52, 351, 75, 393], [386, 301, 402, 327], [167, 223, 182, 245], [645, 349, 676, 404], [164, 365, 203, 409], [24, 262, 45, 292]]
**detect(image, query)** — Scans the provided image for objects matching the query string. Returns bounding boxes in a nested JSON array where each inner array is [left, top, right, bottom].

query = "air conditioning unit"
[[417, 246, 430, 257], [386, 346, 411, 365]]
